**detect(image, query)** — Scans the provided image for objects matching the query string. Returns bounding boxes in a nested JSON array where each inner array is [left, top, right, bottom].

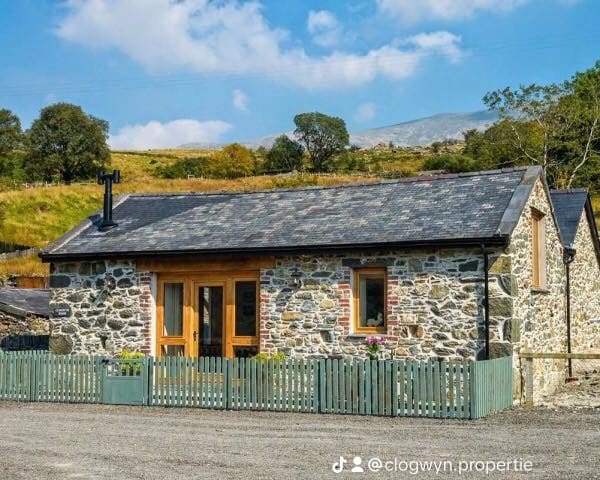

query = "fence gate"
[[101, 358, 149, 405]]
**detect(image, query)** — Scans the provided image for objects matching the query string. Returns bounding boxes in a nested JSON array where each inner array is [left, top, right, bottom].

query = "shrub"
[[251, 351, 287, 361], [422, 154, 478, 173], [156, 156, 211, 179]]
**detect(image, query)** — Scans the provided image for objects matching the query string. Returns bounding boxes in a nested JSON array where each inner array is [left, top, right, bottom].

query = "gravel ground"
[[0, 402, 598, 479], [539, 371, 600, 409]]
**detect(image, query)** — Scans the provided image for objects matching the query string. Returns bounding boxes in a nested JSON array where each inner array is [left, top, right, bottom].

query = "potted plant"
[[364, 336, 385, 361]]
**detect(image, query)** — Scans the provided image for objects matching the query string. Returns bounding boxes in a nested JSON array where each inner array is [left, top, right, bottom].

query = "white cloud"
[[232, 89, 248, 112], [307, 10, 343, 48], [354, 102, 376, 122], [405, 31, 464, 63], [57, 0, 464, 89], [377, 0, 529, 21], [109, 119, 232, 149]]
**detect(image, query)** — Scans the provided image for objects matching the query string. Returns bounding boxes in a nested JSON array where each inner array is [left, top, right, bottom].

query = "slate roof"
[[0, 288, 49, 318], [41, 166, 543, 260], [550, 190, 589, 247]]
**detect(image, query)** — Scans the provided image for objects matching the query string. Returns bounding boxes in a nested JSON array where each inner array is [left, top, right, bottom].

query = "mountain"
[[180, 110, 499, 149], [348, 110, 498, 147], [242, 110, 498, 149]]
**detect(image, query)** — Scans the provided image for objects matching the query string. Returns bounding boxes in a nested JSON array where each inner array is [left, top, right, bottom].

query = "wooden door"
[[156, 272, 260, 358]]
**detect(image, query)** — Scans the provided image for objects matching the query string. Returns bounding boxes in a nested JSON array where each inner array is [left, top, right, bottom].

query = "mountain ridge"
[[180, 110, 498, 149]]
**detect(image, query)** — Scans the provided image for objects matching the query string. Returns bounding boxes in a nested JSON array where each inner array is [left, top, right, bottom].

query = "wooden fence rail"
[[0, 353, 513, 419]]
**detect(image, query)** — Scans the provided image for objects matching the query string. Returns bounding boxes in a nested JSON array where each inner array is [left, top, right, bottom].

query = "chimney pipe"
[[97, 169, 120, 231]]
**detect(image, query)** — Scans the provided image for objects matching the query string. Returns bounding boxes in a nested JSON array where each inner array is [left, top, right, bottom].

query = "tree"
[[560, 62, 600, 188], [293, 112, 349, 172], [265, 135, 304, 172], [211, 143, 255, 178], [0, 109, 22, 156], [25, 103, 110, 183], [482, 61, 600, 189]]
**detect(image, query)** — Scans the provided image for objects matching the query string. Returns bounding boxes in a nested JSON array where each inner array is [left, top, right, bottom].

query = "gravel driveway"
[[0, 402, 597, 479]]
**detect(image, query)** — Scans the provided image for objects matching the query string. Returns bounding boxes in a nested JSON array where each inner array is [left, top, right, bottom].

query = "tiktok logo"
[[332, 456, 348, 474]]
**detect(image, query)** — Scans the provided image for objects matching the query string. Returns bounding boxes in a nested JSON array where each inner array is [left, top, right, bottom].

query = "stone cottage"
[[40, 166, 600, 400]]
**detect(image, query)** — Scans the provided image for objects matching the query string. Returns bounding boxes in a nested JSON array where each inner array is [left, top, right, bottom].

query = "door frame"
[[156, 271, 260, 358]]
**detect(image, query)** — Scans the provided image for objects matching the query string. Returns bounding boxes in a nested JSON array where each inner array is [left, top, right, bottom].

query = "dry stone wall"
[[48, 261, 152, 355], [0, 311, 49, 348], [569, 211, 600, 373], [259, 248, 512, 361], [508, 178, 567, 402]]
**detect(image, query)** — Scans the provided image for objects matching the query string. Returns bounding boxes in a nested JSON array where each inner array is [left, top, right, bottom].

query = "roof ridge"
[[124, 167, 531, 199]]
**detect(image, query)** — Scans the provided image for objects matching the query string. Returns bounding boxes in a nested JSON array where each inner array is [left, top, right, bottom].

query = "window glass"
[[161, 345, 184, 357], [163, 283, 183, 336], [358, 274, 385, 328], [235, 281, 257, 336]]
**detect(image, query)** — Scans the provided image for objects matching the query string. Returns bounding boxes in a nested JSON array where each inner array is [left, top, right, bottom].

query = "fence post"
[[226, 358, 233, 410], [145, 357, 153, 406], [469, 361, 478, 419], [318, 359, 325, 414], [28, 354, 37, 402], [524, 357, 534, 407]]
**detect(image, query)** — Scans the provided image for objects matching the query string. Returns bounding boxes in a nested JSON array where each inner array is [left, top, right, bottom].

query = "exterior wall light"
[[105, 275, 117, 290], [290, 270, 302, 288]]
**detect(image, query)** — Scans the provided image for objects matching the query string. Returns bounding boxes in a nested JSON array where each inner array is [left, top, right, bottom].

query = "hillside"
[[229, 111, 498, 149], [0, 147, 597, 277]]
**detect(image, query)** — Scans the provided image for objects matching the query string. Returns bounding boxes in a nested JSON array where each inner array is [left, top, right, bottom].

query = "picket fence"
[[0, 353, 513, 419]]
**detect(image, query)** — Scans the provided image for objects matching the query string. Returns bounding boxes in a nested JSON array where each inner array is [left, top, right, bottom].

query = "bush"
[[265, 135, 304, 172], [423, 154, 479, 173], [117, 349, 145, 375], [156, 156, 211, 179], [211, 143, 256, 178], [251, 352, 286, 361]]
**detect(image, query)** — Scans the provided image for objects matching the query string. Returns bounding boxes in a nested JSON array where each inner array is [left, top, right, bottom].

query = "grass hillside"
[[0, 147, 433, 249], [0, 147, 597, 277]]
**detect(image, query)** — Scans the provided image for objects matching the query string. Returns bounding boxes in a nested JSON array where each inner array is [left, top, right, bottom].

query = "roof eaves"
[[583, 194, 600, 268], [39, 235, 509, 262]]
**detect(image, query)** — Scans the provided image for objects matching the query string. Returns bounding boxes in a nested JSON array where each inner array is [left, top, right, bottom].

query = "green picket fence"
[[0, 352, 103, 403], [470, 355, 513, 418], [150, 357, 320, 412], [0, 352, 513, 419]]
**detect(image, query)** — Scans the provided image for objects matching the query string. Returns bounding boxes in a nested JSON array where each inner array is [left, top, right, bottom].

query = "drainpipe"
[[482, 245, 490, 360], [563, 246, 576, 378]]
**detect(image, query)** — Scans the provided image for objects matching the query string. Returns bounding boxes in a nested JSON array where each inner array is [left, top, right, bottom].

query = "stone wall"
[[569, 210, 600, 373], [0, 311, 49, 348], [507, 177, 567, 402], [48, 261, 152, 355], [259, 248, 512, 361]]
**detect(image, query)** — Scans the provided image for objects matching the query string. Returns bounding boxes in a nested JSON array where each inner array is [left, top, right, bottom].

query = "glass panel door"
[[196, 285, 224, 357]]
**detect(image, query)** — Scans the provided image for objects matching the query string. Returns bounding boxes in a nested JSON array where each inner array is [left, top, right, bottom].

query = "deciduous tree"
[[293, 112, 349, 172], [25, 103, 110, 183]]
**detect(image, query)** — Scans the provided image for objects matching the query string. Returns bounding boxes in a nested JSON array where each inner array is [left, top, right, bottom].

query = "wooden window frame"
[[531, 208, 547, 289], [352, 267, 387, 334]]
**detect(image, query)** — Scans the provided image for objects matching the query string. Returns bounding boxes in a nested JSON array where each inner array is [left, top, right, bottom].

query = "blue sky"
[[1, 0, 599, 148]]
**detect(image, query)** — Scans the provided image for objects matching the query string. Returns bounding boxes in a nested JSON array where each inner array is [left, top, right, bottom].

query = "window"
[[163, 283, 183, 336], [353, 268, 387, 333], [531, 209, 546, 288], [235, 281, 257, 337]]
